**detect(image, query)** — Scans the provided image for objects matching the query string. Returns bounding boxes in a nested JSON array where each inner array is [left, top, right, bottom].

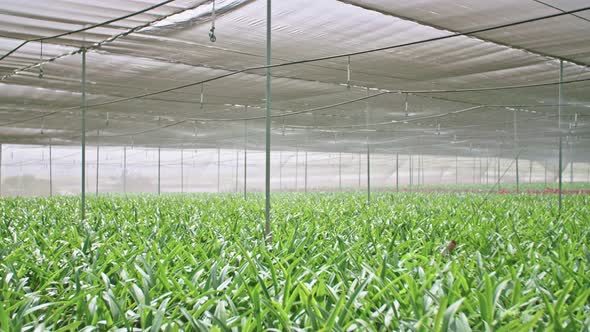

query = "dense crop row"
[[1, 193, 589, 331]]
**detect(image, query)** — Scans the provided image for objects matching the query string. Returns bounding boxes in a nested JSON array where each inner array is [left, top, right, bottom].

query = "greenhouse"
[[0, 0, 589, 330]]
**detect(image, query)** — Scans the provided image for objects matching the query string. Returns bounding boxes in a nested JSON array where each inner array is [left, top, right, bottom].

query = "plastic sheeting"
[[0, 0, 589, 163]]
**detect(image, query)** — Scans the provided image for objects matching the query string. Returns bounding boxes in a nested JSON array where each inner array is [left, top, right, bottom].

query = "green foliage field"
[[1, 193, 589, 331]]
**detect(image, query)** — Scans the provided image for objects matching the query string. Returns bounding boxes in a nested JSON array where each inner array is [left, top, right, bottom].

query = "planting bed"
[[1, 193, 589, 330]]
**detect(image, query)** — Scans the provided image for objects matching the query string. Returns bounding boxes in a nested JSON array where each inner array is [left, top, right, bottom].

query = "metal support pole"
[[396, 153, 399, 192], [516, 156, 520, 193], [544, 160, 547, 186], [123, 146, 127, 193], [458, 156, 462, 185], [422, 155, 425, 185], [558, 60, 563, 211], [96, 130, 99, 195], [529, 159, 533, 184], [180, 147, 184, 193], [304, 151, 308, 193], [486, 157, 489, 185], [479, 157, 482, 184], [81, 48, 86, 220], [366, 143, 370, 203], [409, 154, 412, 189], [514, 106, 519, 193], [417, 155, 420, 186], [236, 150, 239, 192], [358, 153, 361, 188], [279, 150, 282, 191], [339, 152, 342, 191], [49, 141, 53, 196], [158, 146, 161, 195], [472, 157, 476, 184], [570, 146, 573, 183], [497, 157, 500, 187], [264, 0, 272, 242], [244, 117, 248, 199], [417, 155, 421, 186], [217, 147, 220, 193], [295, 149, 299, 191], [0, 144, 2, 197]]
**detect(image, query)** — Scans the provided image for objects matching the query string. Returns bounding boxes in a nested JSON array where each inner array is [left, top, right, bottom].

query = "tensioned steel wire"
[[14, 99, 586, 146], [1, 77, 588, 129], [1, 6, 588, 130], [0, 0, 180, 61], [6, 110, 579, 166]]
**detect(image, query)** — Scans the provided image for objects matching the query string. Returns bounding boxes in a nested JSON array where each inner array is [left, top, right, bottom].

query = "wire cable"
[[0, 0, 178, 61]]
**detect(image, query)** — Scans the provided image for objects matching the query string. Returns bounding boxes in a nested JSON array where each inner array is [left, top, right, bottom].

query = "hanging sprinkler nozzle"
[[209, 0, 217, 42]]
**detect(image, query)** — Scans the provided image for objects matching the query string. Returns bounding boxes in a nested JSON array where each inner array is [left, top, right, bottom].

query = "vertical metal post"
[[264, 0, 272, 241], [486, 157, 489, 185], [49, 141, 53, 196], [217, 147, 221, 193], [304, 151, 308, 193], [471, 157, 477, 184], [558, 60, 563, 211], [396, 153, 399, 192], [339, 152, 342, 191], [422, 155, 425, 185], [479, 157, 482, 184], [235, 150, 239, 192], [416, 155, 419, 186], [0, 144, 2, 197], [158, 146, 161, 194], [417, 154, 421, 186], [516, 156, 520, 193], [366, 143, 370, 203], [358, 153, 361, 188], [409, 154, 412, 189], [544, 160, 547, 186], [421, 155, 425, 186], [81, 48, 86, 220], [458, 155, 462, 185], [514, 107, 519, 193], [279, 150, 282, 191], [96, 130, 99, 195], [123, 146, 127, 193], [570, 147, 573, 183], [497, 157, 500, 188], [180, 147, 184, 193], [295, 149, 299, 191], [529, 159, 533, 184], [244, 115, 248, 199]]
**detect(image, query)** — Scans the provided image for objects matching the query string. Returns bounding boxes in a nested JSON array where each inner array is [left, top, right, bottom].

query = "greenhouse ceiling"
[[0, 0, 589, 161]]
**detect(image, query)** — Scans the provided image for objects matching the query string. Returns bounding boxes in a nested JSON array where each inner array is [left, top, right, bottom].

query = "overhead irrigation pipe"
[[17, 101, 581, 158], [76, 76, 590, 122], [0, 0, 178, 61], [5, 6, 586, 117], [35, 105, 584, 162], [2, 74, 589, 129]]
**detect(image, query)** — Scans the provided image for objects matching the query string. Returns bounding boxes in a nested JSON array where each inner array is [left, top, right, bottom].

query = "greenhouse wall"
[[2, 144, 588, 196]]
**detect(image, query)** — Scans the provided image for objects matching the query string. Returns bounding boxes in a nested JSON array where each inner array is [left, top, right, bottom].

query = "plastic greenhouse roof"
[[0, 0, 589, 162]]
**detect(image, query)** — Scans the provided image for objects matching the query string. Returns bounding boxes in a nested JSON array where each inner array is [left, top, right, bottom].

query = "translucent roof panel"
[[0, 0, 589, 162]]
